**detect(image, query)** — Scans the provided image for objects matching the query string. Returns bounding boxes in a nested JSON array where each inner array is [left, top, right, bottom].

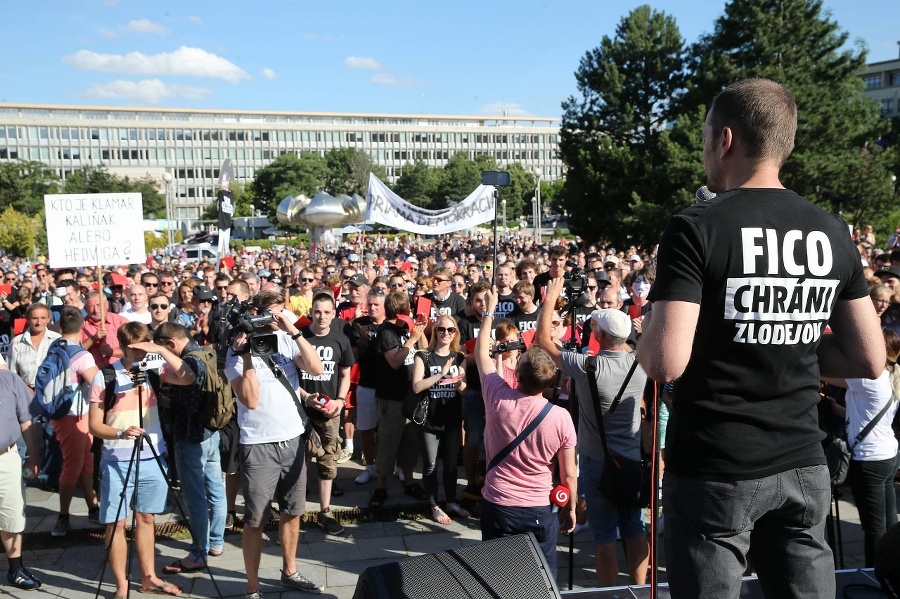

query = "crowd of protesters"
[[0, 215, 897, 595]]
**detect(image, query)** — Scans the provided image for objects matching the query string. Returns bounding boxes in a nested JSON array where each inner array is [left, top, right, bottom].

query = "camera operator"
[[88, 321, 196, 599], [475, 287, 577, 576], [224, 290, 325, 597], [536, 277, 650, 587]]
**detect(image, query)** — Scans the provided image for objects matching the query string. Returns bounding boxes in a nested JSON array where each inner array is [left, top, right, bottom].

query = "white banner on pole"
[[366, 173, 496, 234], [44, 193, 147, 268]]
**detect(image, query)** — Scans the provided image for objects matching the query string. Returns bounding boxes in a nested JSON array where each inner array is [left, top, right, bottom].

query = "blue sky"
[[2, 0, 896, 117]]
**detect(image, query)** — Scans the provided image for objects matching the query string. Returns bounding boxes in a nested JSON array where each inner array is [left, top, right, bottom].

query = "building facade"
[[0, 103, 562, 223], [859, 56, 900, 118]]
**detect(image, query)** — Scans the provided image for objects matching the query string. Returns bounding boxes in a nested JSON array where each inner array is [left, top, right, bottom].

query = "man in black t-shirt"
[[638, 79, 884, 599], [299, 293, 354, 535], [493, 263, 516, 319], [369, 292, 425, 508], [532, 245, 567, 305], [426, 268, 466, 322], [511, 281, 539, 334], [351, 291, 386, 485]]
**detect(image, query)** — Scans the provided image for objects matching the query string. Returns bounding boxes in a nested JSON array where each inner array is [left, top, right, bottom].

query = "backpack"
[[188, 345, 235, 431], [33, 338, 87, 420]]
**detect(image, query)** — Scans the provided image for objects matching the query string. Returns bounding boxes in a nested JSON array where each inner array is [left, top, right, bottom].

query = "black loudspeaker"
[[353, 533, 561, 599]]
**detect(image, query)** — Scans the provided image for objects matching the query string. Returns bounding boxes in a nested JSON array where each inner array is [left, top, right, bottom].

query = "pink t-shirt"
[[67, 348, 98, 417], [481, 371, 576, 507]]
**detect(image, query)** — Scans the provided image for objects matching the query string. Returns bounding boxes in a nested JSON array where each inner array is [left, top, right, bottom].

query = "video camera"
[[229, 307, 279, 357], [562, 266, 589, 303], [131, 353, 166, 373], [490, 340, 526, 356]]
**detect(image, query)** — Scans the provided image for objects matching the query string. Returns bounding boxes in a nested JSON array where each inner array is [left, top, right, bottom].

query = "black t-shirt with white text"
[[456, 311, 485, 392], [299, 324, 355, 419], [649, 188, 868, 480], [415, 351, 465, 430], [512, 307, 539, 334], [353, 316, 381, 388], [494, 293, 517, 320], [427, 292, 466, 322]]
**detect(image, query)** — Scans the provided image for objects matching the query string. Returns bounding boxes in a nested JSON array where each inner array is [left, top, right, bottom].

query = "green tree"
[[62, 166, 165, 218], [684, 0, 888, 219], [394, 161, 444, 208], [501, 163, 534, 219], [252, 152, 328, 222], [324, 148, 386, 197], [436, 152, 500, 209], [560, 5, 696, 246], [0, 160, 59, 216], [0, 207, 37, 257], [540, 178, 567, 214]]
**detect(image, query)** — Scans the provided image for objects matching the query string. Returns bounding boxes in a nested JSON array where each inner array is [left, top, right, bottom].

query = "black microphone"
[[695, 186, 716, 203]]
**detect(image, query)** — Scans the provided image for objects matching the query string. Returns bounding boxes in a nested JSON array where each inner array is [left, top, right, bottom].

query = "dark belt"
[[0, 444, 17, 457]]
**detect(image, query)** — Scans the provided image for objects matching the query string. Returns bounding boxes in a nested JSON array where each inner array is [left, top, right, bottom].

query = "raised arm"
[[475, 289, 497, 377], [535, 277, 564, 368]]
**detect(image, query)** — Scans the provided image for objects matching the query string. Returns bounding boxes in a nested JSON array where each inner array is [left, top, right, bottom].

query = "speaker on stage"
[[353, 532, 561, 599]]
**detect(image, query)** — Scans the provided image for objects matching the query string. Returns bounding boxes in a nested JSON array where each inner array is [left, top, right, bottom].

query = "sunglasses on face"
[[436, 326, 457, 335], [586, 286, 598, 291], [389, 282, 404, 288], [149, 303, 169, 310], [160, 280, 174, 286], [216, 286, 228, 291], [433, 277, 447, 283], [452, 282, 465, 287]]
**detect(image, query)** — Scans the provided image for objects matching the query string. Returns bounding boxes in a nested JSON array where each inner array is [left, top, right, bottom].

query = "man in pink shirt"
[[475, 288, 577, 575], [81, 292, 128, 368]]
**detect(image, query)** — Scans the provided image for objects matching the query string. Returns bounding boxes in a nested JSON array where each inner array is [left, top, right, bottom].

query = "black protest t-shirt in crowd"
[[415, 350, 465, 430], [427, 292, 467, 322], [299, 324, 355, 419], [0, 308, 12, 362], [375, 319, 414, 400], [513, 307, 539, 334], [494, 293, 517, 320], [649, 188, 868, 480], [352, 316, 381, 388], [455, 311, 485, 392]]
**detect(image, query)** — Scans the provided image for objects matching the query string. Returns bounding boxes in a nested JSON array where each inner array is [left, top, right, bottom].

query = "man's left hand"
[[24, 456, 40, 480]]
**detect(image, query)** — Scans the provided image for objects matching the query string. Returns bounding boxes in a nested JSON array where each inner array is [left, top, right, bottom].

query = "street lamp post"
[[501, 199, 507, 238], [532, 168, 542, 244], [531, 197, 538, 241], [161, 171, 174, 249]]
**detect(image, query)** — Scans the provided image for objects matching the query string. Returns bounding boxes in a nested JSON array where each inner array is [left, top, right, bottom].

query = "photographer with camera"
[[536, 276, 650, 588], [224, 290, 325, 598], [476, 286, 577, 576], [88, 321, 196, 598]]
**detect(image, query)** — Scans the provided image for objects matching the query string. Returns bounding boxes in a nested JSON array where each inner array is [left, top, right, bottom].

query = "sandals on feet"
[[138, 580, 182, 596], [446, 503, 471, 518], [431, 505, 452, 525], [163, 559, 205, 574], [369, 488, 388, 509]]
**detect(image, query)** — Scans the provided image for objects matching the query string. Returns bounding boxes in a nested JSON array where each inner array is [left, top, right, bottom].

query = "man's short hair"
[[469, 281, 491, 299], [516, 346, 559, 395], [512, 281, 535, 297], [384, 291, 410, 319], [228, 279, 251, 296], [214, 273, 231, 285], [709, 78, 797, 166], [312, 292, 336, 308], [548, 245, 568, 258], [59, 306, 84, 335], [254, 290, 283, 310], [25, 303, 50, 319], [153, 322, 189, 343], [431, 267, 451, 280], [117, 321, 152, 347]]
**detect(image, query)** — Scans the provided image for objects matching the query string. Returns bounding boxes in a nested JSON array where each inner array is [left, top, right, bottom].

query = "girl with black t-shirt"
[[411, 314, 468, 524]]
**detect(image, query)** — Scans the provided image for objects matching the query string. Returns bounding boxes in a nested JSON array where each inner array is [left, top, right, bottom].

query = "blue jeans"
[[175, 433, 226, 560], [663, 465, 833, 599], [580, 454, 645, 545]]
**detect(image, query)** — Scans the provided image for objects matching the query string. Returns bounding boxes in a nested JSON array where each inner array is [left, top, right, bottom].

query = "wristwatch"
[[291, 331, 303, 340], [115, 429, 125, 440], [481, 311, 493, 319]]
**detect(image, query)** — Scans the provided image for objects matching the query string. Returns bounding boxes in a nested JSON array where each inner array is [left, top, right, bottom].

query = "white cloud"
[[478, 101, 531, 117], [188, 16, 203, 25], [261, 68, 277, 80], [126, 19, 170, 35], [64, 46, 251, 84], [83, 79, 212, 104], [370, 72, 423, 88], [345, 56, 382, 70], [98, 27, 119, 39]]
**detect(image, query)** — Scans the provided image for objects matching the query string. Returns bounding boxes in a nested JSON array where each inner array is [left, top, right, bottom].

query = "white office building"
[[0, 103, 562, 223]]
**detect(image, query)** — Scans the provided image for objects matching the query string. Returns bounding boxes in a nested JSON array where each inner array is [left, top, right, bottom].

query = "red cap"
[[109, 273, 130, 287]]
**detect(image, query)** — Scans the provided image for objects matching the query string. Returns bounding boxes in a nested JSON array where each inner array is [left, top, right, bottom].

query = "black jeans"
[[419, 425, 461, 505], [848, 453, 899, 567]]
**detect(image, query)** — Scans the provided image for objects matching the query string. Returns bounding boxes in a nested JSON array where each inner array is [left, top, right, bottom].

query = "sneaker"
[[394, 466, 405, 483], [7, 566, 41, 590], [355, 466, 375, 485], [225, 512, 236, 530], [51, 515, 69, 537], [316, 510, 345, 536], [281, 570, 323, 593], [88, 507, 101, 524], [336, 447, 353, 464], [245, 592, 262, 599]]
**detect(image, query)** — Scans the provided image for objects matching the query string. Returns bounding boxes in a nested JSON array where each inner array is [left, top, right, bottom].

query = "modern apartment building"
[[859, 54, 900, 118], [0, 103, 562, 223]]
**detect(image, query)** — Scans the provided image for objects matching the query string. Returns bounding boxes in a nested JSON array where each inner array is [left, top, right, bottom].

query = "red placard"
[[415, 296, 432, 322]]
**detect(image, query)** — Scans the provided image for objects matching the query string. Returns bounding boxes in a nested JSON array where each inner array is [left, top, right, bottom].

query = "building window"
[[863, 74, 882, 90], [884, 99, 896, 114], [891, 73, 900, 87]]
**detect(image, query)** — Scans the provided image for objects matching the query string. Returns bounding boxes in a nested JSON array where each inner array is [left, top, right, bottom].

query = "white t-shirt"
[[225, 330, 306, 445], [845, 371, 899, 461], [121, 309, 152, 324]]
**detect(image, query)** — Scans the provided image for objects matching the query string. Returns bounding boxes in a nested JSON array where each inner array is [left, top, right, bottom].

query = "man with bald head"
[[121, 285, 151, 324]]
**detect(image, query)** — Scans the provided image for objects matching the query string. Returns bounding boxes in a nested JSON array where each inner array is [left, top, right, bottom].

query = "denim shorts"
[[100, 458, 169, 524], [580, 454, 645, 545], [462, 389, 485, 448]]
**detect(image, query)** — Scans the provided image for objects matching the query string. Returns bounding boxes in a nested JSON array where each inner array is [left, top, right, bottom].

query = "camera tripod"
[[94, 369, 224, 599]]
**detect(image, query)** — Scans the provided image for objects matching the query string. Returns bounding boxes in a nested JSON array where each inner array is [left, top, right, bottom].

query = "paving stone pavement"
[[8, 458, 892, 598]]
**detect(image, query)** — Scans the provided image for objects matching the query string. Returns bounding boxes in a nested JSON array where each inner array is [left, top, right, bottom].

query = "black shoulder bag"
[[585, 355, 651, 508], [260, 355, 325, 458], [826, 396, 894, 487]]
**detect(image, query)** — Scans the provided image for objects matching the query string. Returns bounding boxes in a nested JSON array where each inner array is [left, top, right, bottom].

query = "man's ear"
[[719, 126, 735, 159]]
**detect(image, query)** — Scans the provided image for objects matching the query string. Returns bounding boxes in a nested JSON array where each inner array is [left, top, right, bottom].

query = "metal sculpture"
[[276, 192, 367, 246]]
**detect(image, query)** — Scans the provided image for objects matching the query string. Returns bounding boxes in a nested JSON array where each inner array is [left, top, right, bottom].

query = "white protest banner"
[[44, 193, 147, 268], [366, 173, 496, 234]]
